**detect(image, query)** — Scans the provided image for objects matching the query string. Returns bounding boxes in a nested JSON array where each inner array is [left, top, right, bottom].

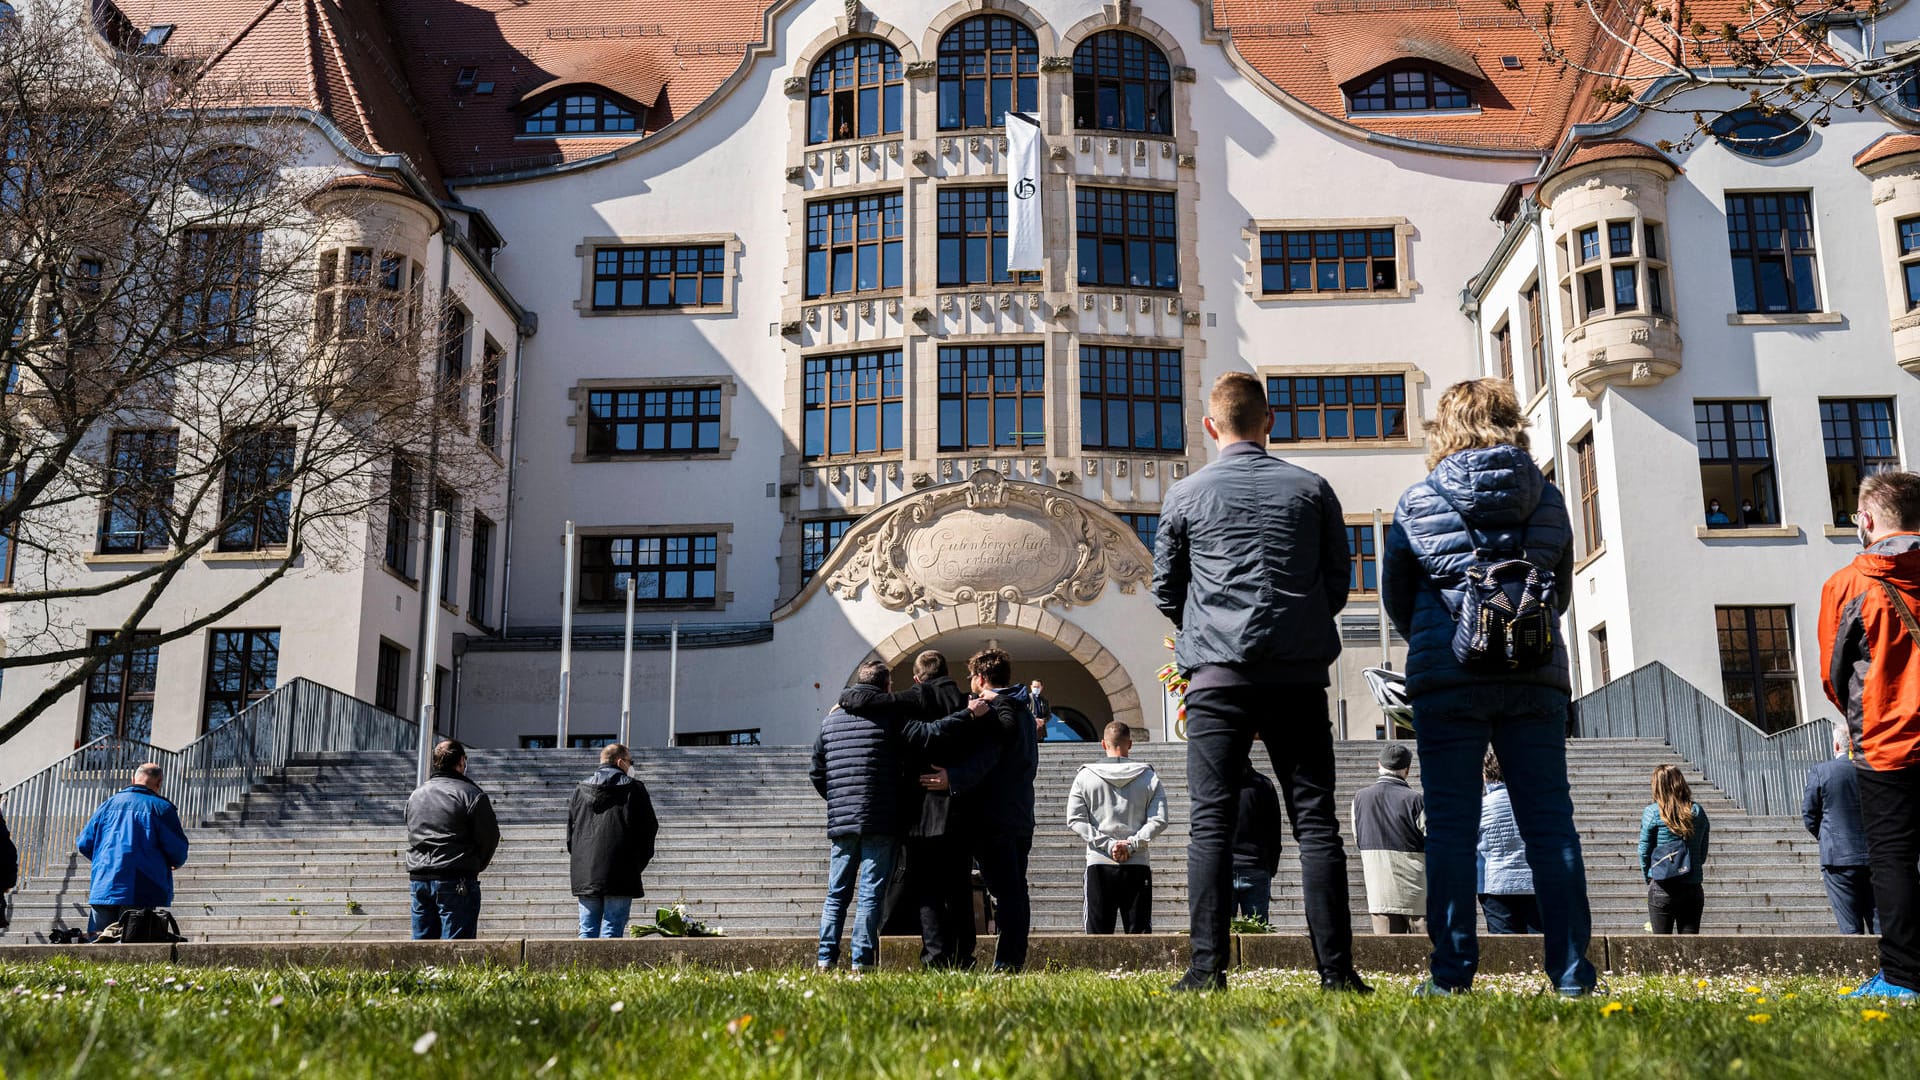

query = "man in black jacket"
[[0, 807, 15, 932], [1805, 734, 1877, 934], [940, 648, 1039, 972], [1232, 762, 1284, 923], [1156, 372, 1367, 993], [567, 743, 659, 939], [405, 740, 500, 940], [838, 650, 975, 967]]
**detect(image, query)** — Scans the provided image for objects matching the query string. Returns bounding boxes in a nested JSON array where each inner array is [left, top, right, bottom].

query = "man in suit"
[[1805, 732, 1877, 934]]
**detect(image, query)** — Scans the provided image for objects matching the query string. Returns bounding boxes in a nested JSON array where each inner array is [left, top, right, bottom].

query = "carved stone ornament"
[[1141, 460, 1156, 478], [1183, 310, 1201, 326], [785, 164, 804, 182], [780, 319, 803, 337], [1177, 152, 1196, 169], [1049, 144, 1068, 160], [1171, 462, 1187, 478], [805, 307, 820, 327], [822, 469, 1152, 613], [1040, 55, 1073, 73], [912, 148, 932, 165], [998, 292, 1012, 310], [1161, 142, 1172, 158], [1055, 469, 1076, 484], [912, 471, 934, 488], [1631, 361, 1653, 381], [858, 299, 873, 319], [911, 305, 933, 322], [905, 60, 937, 80], [1106, 138, 1119, 154], [1173, 66, 1197, 83], [783, 76, 806, 96], [1082, 293, 1095, 310], [969, 135, 982, 153]]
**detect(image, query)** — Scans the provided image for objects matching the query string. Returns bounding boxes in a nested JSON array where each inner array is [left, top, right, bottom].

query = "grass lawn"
[[1, 962, 1914, 1079]]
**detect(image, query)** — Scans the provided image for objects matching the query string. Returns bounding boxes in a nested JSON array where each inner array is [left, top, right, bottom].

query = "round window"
[[1708, 108, 1810, 159]]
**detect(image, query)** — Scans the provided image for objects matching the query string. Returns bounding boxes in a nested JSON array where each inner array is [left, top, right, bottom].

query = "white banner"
[[1005, 112, 1043, 272]]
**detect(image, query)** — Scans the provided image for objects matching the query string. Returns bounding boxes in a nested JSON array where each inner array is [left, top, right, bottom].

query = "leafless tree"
[[0, 7, 491, 744], [1507, 0, 1920, 150]]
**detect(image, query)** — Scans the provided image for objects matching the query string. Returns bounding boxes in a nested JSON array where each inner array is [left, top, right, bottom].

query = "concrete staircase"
[[0, 739, 1835, 942]]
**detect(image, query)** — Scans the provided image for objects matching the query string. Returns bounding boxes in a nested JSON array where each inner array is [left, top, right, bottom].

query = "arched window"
[[936, 15, 1038, 131], [1071, 31, 1171, 134], [808, 39, 904, 144], [521, 90, 643, 135], [1346, 65, 1473, 113]]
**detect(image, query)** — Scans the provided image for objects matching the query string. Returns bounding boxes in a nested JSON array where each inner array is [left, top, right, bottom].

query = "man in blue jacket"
[[74, 763, 190, 935], [1805, 731, 1878, 934], [1155, 372, 1366, 993]]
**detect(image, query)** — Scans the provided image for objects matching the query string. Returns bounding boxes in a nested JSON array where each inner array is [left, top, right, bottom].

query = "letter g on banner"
[[1005, 112, 1044, 272]]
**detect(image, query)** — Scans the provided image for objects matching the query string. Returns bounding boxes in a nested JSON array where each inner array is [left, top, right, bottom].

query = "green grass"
[[0, 962, 1914, 1079]]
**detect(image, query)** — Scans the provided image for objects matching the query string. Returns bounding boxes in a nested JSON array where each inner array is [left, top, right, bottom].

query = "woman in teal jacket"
[[1638, 764, 1710, 934]]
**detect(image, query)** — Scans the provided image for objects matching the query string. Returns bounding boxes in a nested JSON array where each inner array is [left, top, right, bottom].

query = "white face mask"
[[1859, 521, 1874, 548]]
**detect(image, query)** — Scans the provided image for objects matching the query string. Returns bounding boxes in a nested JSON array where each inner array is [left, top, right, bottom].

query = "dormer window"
[[521, 90, 643, 135], [1346, 64, 1473, 113]]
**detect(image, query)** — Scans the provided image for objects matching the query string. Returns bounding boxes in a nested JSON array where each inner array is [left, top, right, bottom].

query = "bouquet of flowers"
[[1155, 636, 1189, 741], [629, 903, 725, 938]]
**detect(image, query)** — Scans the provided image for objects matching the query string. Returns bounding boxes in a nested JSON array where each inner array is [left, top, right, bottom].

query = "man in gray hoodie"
[[1067, 721, 1170, 933]]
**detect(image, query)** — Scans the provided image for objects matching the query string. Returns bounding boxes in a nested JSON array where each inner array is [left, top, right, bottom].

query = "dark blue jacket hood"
[[1428, 446, 1545, 532]]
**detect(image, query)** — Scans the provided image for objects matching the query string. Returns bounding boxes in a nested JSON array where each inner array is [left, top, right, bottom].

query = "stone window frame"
[[573, 234, 741, 317], [1253, 362, 1427, 450], [799, 513, 859, 584], [1244, 218, 1416, 302], [1490, 313, 1513, 382], [1074, 182, 1180, 292], [1341, 513, 1389, 595], [572, 522, 735, 614], [1555, 215, 1669, 329], [567, 376, 741, 463]]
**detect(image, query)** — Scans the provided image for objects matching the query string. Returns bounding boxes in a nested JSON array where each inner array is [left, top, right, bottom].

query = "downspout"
[[409, 233, 454, 730], [1528, 201, 1586, 698], [497, 326, 528, 632]]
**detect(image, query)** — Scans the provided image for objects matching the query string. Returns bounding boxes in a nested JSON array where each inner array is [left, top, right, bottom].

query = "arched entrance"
[[884, 627, 1108, 741]]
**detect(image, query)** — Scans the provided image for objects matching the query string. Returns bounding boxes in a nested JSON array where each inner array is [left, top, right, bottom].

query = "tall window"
[[591, 244, 726, 310], [808, 38, 903, 143], [804, 352, 902, 460], [1523, 282, 1547, 394], [801, 518, 854, 583], [84, 631, 160, 743], [179, 229, 260, 345], [1266, 374, 1406, 442], [936, 15, 1038, 130], [1898, 218, 1920, 311], [204, 629, 278, 730], [98, 429, 178, 554], [1076, 188, 1177, 290], [385, 457, 417, 579], [1258, 228, 1397, 295], [1494, 322, 1513, 382], [1574, 432, 1602, 554], [1078, 346, 1183, 452], [469, 515, 494, 628], [439, 308, 469, 425], [1346, 65, 1473, 112], [1821, 399, 1899, 526], [1071, 31, 1171, 134], [478, 339, 502, 451], [1716, 606, 1799, 732], [587, 386, 723, 456], [1591, 625, 1612, 686], [804, 194, 903, 299], [937, 188, 1040, 286], [217, 427, 294, 552], [375, 640, 407, 714], [580, 533, 720, 606], [1116, 512, 1160, 552], [1565, 218, 1667, 323], [937, 343, 1045, 450], [317, 248, 406, 341], [433, 488, 458, 605], [522, 92, 641, 134], [1345, 522, 1379, 593], [1695, 401, 1778, 528], [1726, 193, 1820, 314]]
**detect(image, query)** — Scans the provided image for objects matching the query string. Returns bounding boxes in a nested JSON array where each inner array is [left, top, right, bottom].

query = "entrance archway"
[[867, 608, 1149, 738]]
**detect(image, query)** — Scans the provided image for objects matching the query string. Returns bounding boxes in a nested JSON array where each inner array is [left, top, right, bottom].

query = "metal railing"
[[1571, 661, 1830, 816], [0, 678, 414, 884]]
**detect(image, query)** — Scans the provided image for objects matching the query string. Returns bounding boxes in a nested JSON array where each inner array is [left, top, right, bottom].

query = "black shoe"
[[1170, 970, 1227, 993], [1320, 971, 1374, 994]]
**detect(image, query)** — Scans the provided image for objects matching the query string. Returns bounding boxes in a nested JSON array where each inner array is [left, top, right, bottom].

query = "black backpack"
[[1434, 488, 1558, 672], [99, 908, 185, 944]]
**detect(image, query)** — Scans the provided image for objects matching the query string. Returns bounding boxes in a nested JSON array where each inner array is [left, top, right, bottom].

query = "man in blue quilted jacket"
[[75, 763, 189, 936]]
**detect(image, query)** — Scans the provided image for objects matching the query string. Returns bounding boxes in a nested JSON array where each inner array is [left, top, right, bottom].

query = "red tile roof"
[[1855, 133, 1920, 170]]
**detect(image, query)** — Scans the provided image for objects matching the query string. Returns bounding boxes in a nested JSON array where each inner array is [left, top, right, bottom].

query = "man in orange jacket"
[[1820, 471, 1920, 998]]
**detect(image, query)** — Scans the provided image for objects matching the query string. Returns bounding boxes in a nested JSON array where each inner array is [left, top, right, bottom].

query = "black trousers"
[[911, 834, 977, 969], [1184, 683, 1355, 981], [970, 830, 1032, 971], [1647, 880, 1704, 934], [1821, 865, 1879, 935], [1085, 864, 1153, 934], [1479, 894, 1543, 935], [1858, 766, 1920, 990]]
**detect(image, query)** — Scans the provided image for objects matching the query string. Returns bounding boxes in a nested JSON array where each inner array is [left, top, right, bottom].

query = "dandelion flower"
[[1862, 1009, 1891, 1022], [1743, 985, 1762, 994], [1695, 979, 1710, 989], [1600, 1001, 1625, 1017], [412, 1031, 438, 1055], [1746, 1013, 1770, 1024]]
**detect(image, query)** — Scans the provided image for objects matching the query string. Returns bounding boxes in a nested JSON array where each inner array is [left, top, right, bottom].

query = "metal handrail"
[[1571, 661, 1830, 816], [0, 678, 415, 884]]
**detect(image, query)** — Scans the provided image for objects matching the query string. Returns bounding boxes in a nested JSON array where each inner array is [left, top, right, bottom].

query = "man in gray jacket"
[[1067, 722, 1170, 933], [406, 740, 500, 940]]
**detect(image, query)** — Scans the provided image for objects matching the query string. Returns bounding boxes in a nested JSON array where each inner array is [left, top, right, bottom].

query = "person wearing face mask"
[[1822, 472, 1920, 998], [1705, 499, 1730, 527]]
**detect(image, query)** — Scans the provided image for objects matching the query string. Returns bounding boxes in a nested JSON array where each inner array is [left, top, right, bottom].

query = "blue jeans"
[[818, 834, 896, 969], [409, 878, 481, 940], [1415, 685, 1596, 993], [1232, 869, 1274, 922], [577, 896, 634, 939], [88, 905, 127, 935]]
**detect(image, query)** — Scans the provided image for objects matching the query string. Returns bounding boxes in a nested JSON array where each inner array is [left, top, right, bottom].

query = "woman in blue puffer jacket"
[[1381, 378, 1596, 996]]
